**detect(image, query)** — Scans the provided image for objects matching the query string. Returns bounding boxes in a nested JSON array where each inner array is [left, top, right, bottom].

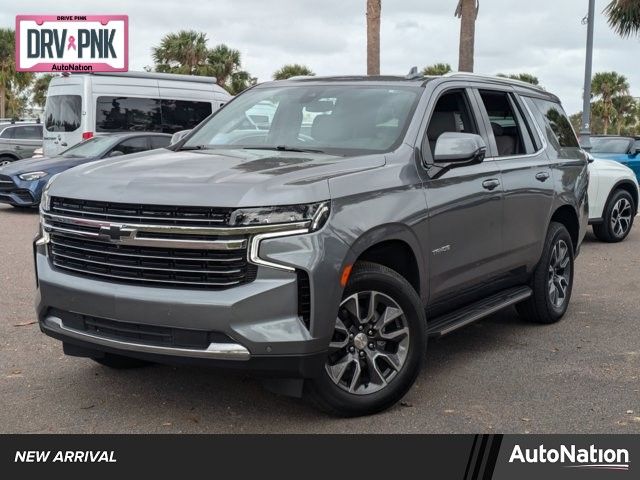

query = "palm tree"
[[207, 44, 242, 87], [605, 0, 640, 37], [591, 71, 630, 134], [496, 73, 540, 85], [228, 71, 257, 96], [422, 63, 452, 76], [0, 28, 33, 118], [612, 95, 639, 135], [455, 0, 479, 72], [32, 74, 54, 108], [366, 0, 381, 75], [273, 64, 315, 80], [152, 30, 209, 75]]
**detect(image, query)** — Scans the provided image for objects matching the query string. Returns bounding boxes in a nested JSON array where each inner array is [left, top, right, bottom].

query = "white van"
[[42, 71, 231, 156]]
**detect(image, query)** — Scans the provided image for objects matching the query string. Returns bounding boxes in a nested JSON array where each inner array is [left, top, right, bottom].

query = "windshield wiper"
[[243, 145, 327, 154], [180, 145, 211, 151]]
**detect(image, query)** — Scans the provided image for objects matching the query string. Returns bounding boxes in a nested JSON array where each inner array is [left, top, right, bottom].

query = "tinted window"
[[184, 85, 422, 155], [160, 100, 212, 133], [590, 137, 633, 154], [112, 137, 148, 155], [44, 95, 81, 132], [0, 127, 14, 139], [96, 97, 162, 133], [424, 90, 478, 156], [60, 136, 117, 158], [524, 97, 580, 158], [478, 90, 528, 156], [149, 136, 171, 149], [14, 125, 43, 139]]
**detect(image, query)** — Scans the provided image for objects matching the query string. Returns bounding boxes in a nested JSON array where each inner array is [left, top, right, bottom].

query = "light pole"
[[580, 0, 596, 150]]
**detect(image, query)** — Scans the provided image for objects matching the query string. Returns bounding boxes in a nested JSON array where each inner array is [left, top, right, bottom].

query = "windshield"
[[60, 136, 116, 158], [44, 95, 82, 132], [183, 85, 422, 155], [590, 137, 632, 154]]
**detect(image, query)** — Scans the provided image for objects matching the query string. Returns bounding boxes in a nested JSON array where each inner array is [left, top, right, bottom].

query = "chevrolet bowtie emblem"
[[99, 225, 136, 241]]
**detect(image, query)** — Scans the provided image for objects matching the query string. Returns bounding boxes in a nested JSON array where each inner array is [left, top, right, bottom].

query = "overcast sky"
[[5, 0, 640, 113]]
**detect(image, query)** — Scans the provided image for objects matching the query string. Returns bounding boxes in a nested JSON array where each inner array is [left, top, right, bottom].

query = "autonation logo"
[[509, 444, 630, 471]]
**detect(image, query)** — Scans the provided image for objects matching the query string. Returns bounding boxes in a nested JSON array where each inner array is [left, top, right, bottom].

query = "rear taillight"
[[82, 131, 93, 140]]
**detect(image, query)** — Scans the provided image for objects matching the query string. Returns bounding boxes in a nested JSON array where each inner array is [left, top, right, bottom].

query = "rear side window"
[[524, 97, 580, 158], [160, 100, 212, 133], [478, 90, 530, 156], [44, 95, 81, 132], [14, 125, 43, 139], [96, 97, 162, 133], [149, 136, 171, 149]]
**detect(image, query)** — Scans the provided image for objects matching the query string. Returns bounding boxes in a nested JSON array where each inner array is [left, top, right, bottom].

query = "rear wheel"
[[593, 190, 635, 243], [517, 222, 574, 324], [92, 353, 152, 369], [306, 262, 426, 417]]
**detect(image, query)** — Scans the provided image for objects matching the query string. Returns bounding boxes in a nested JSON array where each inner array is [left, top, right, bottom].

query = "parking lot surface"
[[1, 204, 638, 433]]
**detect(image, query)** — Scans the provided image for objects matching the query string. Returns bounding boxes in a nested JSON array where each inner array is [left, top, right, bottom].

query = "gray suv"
[[0, 122, 44, 165], [35, 73, 589, 416]]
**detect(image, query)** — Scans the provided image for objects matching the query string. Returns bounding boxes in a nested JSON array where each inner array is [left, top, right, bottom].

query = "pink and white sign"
[[16, 15, 128, 73]]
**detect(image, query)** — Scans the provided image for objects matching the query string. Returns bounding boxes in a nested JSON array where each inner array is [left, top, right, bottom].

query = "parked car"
[[43, 71, 231, 157], [590, 135, 640, 183], [35, 73, 588, 416], [0, 122, 44, 165], [587, 153, 638, 242], [0, 133, 171, 208], [32, 147, 44, 159]]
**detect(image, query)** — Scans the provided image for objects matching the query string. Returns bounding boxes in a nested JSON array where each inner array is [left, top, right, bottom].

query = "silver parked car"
[[0, 122, 44, 165]]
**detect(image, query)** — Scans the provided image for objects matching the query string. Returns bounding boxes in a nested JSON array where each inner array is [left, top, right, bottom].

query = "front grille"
[[44, 197, 257, 289], [297, 270, 311, 330], [50, 196, 233, 226], [48, 234, 257, 289], [51, 308, 234, 349], [13, 190, 34, 203]]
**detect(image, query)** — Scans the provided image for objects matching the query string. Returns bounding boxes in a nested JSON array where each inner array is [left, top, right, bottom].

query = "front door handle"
[[535, 171, 550, 182], [482, 179, 501, 191], [14, 145, 22, 150]]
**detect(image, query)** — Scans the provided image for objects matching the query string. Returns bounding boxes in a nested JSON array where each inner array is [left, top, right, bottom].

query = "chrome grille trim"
[[51, 205, 228, 224]]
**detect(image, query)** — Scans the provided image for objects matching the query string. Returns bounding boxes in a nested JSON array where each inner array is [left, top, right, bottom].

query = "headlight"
[[230, 202, 330, 232], [19, 171, 48, 181], [39, 174, 60, 212]]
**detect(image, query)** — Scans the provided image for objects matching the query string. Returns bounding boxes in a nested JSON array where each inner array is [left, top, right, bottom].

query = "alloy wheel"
[[610, 197, 632, 238], [547, 239, 571, 309], [325, 291, 410, 395], [0, 160, 11, 166]]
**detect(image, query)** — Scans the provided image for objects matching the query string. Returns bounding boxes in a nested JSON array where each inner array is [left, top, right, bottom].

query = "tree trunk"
[[457, 0, 477, 72], [366, 0, 381, 75], [0, 85, 5, 119]]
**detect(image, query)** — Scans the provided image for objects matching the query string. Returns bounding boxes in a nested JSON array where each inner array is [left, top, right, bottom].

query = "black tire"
[[92, 353, 152, 369], [593, 189, 635, 243], [305, 261, 427, 417], [517, 222, 574, 324], [0, 155, 15, 167]]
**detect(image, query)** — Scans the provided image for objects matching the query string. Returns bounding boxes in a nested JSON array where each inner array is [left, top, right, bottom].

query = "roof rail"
[[66, 70, 218, 85], [442, 72, 546, 92]]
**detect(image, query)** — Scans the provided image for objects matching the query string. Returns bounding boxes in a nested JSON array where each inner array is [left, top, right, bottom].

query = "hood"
[[48, 148, 386, 207], [0, 155, 99, 177]]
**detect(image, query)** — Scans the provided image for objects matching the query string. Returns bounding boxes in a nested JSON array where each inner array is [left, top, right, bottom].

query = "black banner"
[[1, 434, 637, 479]]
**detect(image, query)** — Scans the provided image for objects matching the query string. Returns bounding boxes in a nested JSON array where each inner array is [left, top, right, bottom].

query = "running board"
[[426, 286, 532, 337]]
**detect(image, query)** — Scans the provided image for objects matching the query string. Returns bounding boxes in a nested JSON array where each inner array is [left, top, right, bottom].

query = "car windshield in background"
[[44, 95, 82, 132], [183, 85, 422, 155], [590, 137, 633, 154], [60, 136, 116, 158]]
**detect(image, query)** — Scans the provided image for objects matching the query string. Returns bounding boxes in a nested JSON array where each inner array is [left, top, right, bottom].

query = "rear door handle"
[[535, 171, 550, 182], [482, 179, 501, 191]]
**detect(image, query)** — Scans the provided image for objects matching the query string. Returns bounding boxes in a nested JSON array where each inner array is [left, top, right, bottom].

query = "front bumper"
[[0, 176, 42, 206], [34, 225, 349, 377]]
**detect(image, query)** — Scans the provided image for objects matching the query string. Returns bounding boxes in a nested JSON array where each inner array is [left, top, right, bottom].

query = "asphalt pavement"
[[0, 204, 638, 433]]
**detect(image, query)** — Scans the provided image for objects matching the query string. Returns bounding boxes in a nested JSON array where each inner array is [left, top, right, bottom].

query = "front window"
[[44, 95, 82, 132], [590, 137, 633, 154], [183, 85, 422, 155], [59, 136, 116, 158]]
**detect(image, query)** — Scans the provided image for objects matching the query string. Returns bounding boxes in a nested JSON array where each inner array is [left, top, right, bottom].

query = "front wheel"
[[517, 222, 574, 324], [593, 190, 635, 243], [305, 262, 427, 417], [0, 156, 15, 167]]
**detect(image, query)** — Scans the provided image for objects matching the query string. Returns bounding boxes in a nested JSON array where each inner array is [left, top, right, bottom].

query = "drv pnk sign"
[[16, 15, 128, 72]]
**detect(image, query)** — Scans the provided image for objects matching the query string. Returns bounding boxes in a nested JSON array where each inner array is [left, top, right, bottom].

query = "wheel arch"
[[608, 180, 639, 216], [550, 205, 580, 251]]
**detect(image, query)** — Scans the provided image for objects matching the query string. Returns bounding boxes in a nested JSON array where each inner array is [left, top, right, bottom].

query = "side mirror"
[[433, 132, 487, 165], [170, 129, 192, 145], [108, 150, 124, 157], [586, 152, 595, 164]]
